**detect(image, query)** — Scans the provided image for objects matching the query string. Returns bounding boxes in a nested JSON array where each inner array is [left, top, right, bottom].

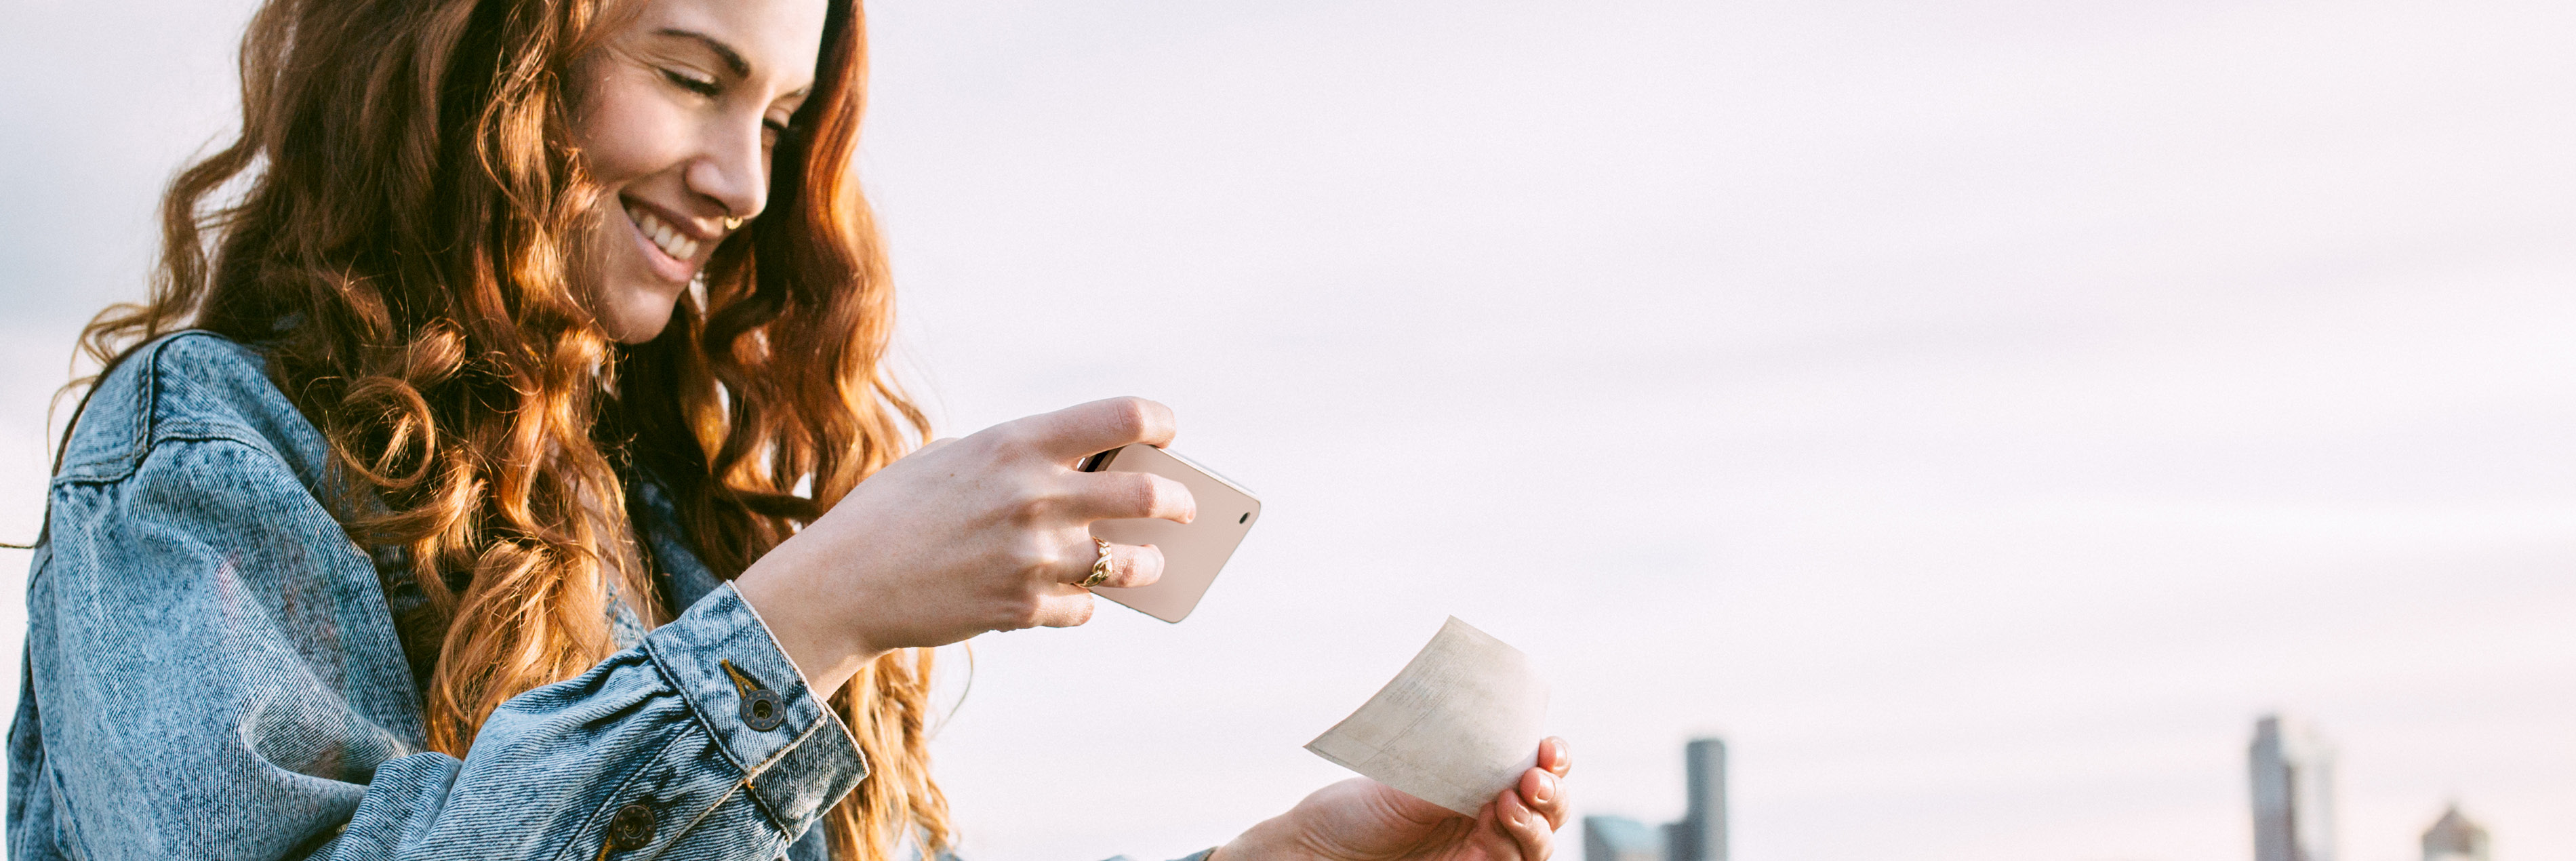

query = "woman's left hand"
[[1215, 738, 1572, 861]]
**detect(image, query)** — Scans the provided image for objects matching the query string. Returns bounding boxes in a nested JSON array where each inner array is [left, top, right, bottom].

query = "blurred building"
[[1584, 816, 1662, 861], [1584, 737, 1729, 861], [1666, 738, 1728, 861], [2420, 804, 2490, 861], [2250, 715, 2338, 861]]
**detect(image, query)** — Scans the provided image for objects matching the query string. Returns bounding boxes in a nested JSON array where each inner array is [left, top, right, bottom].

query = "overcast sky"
[[3, 1, 2573, 859]]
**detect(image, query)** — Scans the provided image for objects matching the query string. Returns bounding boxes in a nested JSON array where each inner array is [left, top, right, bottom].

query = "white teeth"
[[624, 205, 699, 262]]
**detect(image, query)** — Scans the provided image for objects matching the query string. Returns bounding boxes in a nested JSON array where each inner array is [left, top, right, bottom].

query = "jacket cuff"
[[644, 582, 868, 833]]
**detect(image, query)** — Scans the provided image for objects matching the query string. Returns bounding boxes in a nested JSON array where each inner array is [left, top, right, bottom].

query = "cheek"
[[573, 74, 685, 184], [565, 66, 696, 342]]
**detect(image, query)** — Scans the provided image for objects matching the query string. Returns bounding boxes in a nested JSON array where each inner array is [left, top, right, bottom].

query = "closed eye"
[[660, 68, 720, 98]]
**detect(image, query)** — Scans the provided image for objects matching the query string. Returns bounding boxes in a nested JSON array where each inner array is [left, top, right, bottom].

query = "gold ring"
[[722, 216, 745, 231], [1080, 537, 1113, 588]]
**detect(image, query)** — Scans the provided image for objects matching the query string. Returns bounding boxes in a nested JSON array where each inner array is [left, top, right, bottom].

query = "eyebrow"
[[656, 28, 751, 79], [653, 27, 813, 98]]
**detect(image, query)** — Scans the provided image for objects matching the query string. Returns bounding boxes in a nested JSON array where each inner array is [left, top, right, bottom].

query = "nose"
[[685, 113, 769, 223]]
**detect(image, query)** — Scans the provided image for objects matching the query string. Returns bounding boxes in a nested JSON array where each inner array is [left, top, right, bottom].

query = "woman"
[[7, 0, 1571, 859]]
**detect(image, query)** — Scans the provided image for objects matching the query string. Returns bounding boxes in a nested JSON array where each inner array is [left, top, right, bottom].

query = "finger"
[[1492, 786, 1553, 861], [1465, 800, 1518, 860], [1028, 588, 1097, 628], [1060, 539, 1165, 590], [1066, 470, 1197, 523], [1007, 397, 1178, 463], [1539, 737, 1573, 777], [1519, 767, 1567, 830]]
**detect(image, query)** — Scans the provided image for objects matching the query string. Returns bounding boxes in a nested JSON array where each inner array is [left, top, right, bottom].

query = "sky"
[[3, 1, 2573, 860]]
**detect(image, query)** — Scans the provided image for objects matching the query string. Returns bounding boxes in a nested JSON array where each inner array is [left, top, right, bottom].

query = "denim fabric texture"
[[8, 332, 868, 860]]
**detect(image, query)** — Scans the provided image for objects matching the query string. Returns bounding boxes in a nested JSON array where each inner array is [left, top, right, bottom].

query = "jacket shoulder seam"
[[51, 332, 285, 484], [49, 433, 301, 492]]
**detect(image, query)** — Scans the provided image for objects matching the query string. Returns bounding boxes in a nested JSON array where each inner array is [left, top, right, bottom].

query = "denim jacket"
[[9, 332, 872, 860]]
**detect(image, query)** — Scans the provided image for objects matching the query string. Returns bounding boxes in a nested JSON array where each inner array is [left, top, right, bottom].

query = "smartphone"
[[1077, 443, 1262, 623]]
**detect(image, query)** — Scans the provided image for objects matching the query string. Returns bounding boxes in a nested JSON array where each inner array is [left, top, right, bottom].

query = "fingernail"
[[1533, 774, 1557, 803]]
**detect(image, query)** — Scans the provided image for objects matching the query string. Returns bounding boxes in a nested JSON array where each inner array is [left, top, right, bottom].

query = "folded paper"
[[1305, 616, 1551, 816]]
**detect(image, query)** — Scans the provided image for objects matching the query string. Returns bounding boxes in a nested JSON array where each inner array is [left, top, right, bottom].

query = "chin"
[[598, 281, 686, 344]]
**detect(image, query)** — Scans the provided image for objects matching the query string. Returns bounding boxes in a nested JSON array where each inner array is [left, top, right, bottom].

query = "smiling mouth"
[[624, 203, 702, 261]]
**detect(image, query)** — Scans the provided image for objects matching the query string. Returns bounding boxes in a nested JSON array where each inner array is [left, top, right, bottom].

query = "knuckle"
[[988, 424, 1041, 457], [1001, 595, 1043, 629], [1012, 541, 1060, 574], [1009, 491, 1061, 525], [1126, 475, 1171, 514], [1104, 398, 1152, 439]]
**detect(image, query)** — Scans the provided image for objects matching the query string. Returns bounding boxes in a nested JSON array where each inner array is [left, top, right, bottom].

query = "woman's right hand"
[[732, 397, 1197, 696]]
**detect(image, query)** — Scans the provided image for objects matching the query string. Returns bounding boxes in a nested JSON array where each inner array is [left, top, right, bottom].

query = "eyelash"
[[660, 68, 721, 97], [661, 68, 797, 138]]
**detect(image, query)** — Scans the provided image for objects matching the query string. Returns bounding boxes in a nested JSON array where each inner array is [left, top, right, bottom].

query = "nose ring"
[[722, 216, 746, 231]]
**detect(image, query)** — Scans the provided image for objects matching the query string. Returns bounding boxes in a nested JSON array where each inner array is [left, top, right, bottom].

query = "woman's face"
[[571, 0, 828, 343]]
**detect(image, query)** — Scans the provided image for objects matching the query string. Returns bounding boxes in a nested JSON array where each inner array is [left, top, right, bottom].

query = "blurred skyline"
[[3, 1, 2573, 860]]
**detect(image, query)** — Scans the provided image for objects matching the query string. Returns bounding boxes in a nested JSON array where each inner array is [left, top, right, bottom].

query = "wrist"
[[733, 554, 886, 701]]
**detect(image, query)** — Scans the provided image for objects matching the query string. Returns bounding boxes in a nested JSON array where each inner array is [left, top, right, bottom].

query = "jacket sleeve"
[[25, 435, 866, 861]]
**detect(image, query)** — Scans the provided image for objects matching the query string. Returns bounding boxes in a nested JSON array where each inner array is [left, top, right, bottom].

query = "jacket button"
[[721, 659, 788, 732], [740, 687, 785, 732], [608, 803, 656, 851]]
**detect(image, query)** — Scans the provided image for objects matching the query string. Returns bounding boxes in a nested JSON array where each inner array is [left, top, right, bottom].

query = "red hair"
[[68, 0, 948, 856]]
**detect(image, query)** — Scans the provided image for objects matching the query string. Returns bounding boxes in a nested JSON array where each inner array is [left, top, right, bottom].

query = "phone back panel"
[[1085, 444, 1260, 623]]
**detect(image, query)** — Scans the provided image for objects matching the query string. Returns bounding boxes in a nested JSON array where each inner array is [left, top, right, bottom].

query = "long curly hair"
[[65, 0, 950, 856]]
